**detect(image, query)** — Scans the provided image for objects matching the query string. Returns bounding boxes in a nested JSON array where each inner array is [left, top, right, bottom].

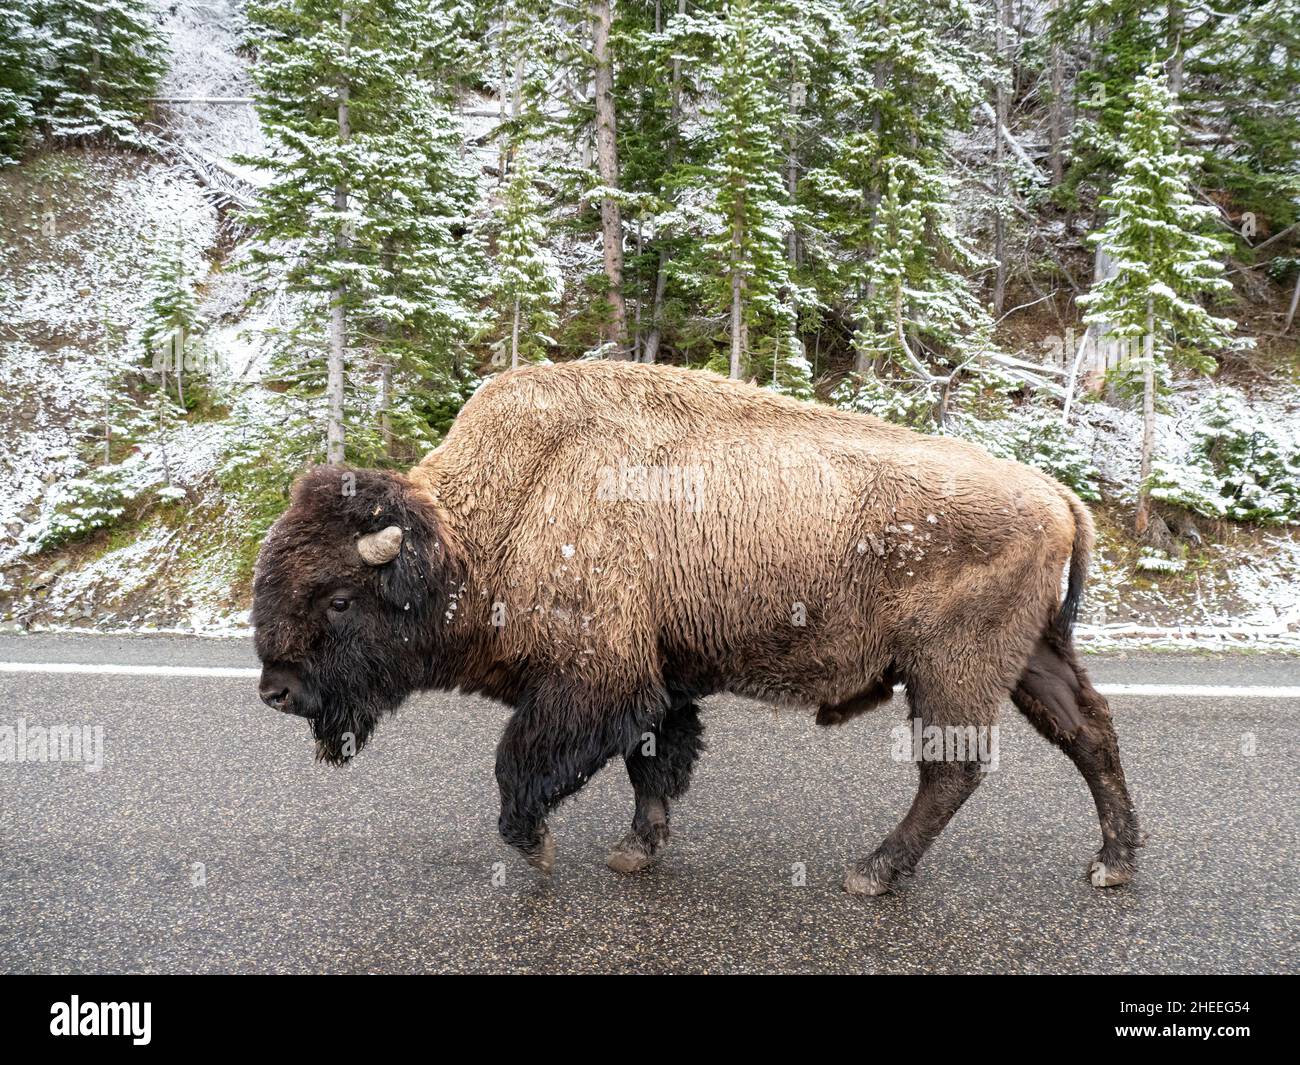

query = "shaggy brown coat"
[[254, 360, 1139, 894], [416, 360, 1078, 716]]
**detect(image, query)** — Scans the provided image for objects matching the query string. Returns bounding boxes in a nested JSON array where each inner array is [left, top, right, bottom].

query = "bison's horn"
[[357, 525, 403, 565]]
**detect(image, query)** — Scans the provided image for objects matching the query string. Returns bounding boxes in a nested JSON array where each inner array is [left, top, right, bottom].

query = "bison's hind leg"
[[1011, 636, 1140, 888], [845, 672, 999, 897], [608, 696, 705, 875]]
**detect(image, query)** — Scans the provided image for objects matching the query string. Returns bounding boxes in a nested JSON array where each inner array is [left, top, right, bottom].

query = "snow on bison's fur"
[[252, 360, 1140, 895]]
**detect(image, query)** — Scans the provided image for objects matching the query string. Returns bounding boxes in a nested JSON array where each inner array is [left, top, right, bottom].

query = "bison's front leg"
[[607, 699, 705, 874], [494, 694, 622, 874]]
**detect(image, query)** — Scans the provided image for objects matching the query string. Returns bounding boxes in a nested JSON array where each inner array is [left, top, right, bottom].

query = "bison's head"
[[252, 466, 455, 765]]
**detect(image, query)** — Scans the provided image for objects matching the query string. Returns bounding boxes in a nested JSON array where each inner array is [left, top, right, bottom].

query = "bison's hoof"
[[526, 829, 556, 875], [843, 862, 895, 897], [1088, 858, 1133, 888], [606, 833, 659, 875]]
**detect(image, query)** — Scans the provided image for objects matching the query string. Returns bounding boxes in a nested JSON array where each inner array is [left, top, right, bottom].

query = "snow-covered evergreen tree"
[[802, 0, 994, 403], [0, 6, 40, 163], [493, 153, 562, 368], [365, 83, 485, 457], [1149, 389, 1300, 525], [701, 0, 797, 380], [142, 225, 206, 410], [240, 0, 484, 463], [764, 338, 814, 399], [27, 0, 166, 147], [1078, 63, 1250, 533], [1053, 1, 1300, 228]]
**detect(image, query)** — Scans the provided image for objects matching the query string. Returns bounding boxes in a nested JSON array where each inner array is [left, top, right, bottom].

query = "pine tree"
[[1052, 1, 1300, 228], [142, 225, 206, 410], [616, 0, 762, 365], [701, 0, 796, 380], [240, 0, 483, 464], [591, 0, 629, 352], [860, 160, 927, 362], [764, 335, 815, 398], [802, 0, 993, 419], [1078, 63, 1250, 534], [0, 6, 40, 163], [365, 84, 485, 457], [1193, 0, 1300, 227], [493, 153, 563, 368], [1053, 0, 1167, 186], [27, 0, 166, 147]]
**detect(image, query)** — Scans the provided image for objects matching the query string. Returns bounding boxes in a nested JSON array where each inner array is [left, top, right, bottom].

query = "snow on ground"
[[0, 152, 218, 563], [1046, 371, 1297, 649], [0, 154, 216, 340], [1078, 531, 1300, 653], [0, 341, 96, 558], [0, 146, 271, 631]]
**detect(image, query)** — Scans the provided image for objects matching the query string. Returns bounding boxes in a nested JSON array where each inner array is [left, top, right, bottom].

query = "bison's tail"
[[1052, 486, 1095, 647]]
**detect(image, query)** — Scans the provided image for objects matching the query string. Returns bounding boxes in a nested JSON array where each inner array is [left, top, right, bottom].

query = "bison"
[[253, 360, 1140, 894]]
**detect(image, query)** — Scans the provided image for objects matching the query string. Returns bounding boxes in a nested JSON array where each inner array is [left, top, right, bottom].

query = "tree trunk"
[[853, 321, 867, 375], [1281, 268, 1300, 334], [729, 200, 745, 379], [786, 59, 800, 268], [643, 262, 667, 364], [1090, 242, 1118, 371], [510, 45, 524, 168], [511, 296, 521, 369], [379, 358, 393, 457], [1135, 310, 1156, 537], [102, 309, 111, 465], [1049, 10, 1064, 186], [632, 216, 643, 358], [158, 345, 167, 406], [174, 320, 185, 410], [591, 0, 628, 354], [497, 2, 508, 182], [1167, 1, 1184, 97], [378, 234, 396, 458], [157, 394, 171, 488], [327, 277, 346, 467], [326, 11, 351, 467], [856, 61, 888, 377], [992, 0, 1009, 315]]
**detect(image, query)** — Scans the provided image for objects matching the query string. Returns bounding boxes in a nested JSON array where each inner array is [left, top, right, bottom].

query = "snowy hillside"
[[1, 0, 1298, 649]]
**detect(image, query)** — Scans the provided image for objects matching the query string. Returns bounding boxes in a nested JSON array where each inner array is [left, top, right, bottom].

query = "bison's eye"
[[329, 596, 351, 613]]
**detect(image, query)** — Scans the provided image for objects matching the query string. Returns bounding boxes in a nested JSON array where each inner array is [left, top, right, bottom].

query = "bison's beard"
[[308, 688, 404, 766], [312, 705, 378, 765], [296, 636, 428, 765]]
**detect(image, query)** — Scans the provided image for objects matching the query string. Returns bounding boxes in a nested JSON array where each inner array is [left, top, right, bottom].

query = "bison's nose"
[[260, 685, 290, 711], [258, 665, 301, 714]]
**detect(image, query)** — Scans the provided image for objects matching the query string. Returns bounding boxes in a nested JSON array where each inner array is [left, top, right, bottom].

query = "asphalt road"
[[0, 634, 1296, 974]]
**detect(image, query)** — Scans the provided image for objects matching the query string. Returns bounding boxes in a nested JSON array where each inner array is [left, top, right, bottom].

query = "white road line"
[[1096, 683, 1300, 698], [0, 662, 259, 678], [0, 662, 1297, 697]]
